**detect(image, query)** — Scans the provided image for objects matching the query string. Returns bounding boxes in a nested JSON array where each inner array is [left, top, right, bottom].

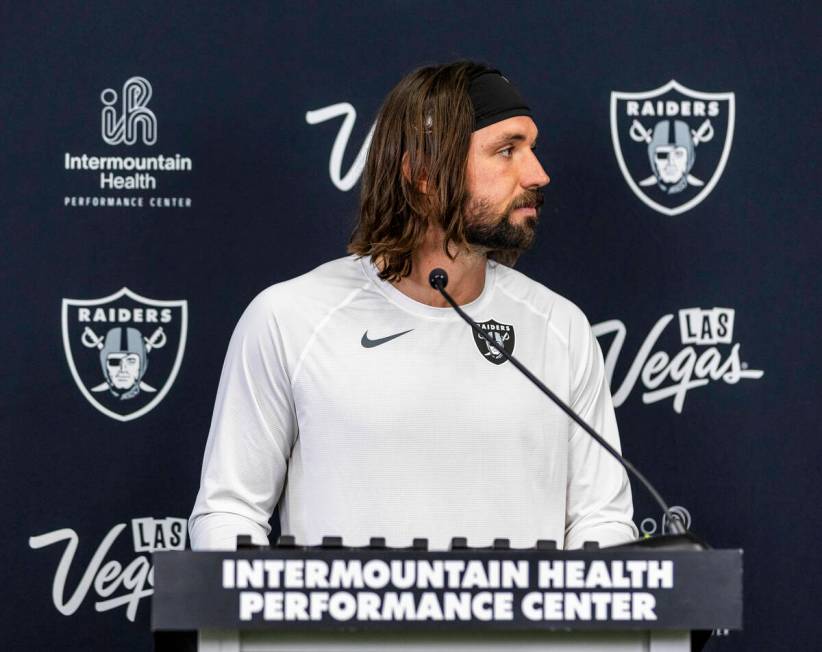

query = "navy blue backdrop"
[[2, 1, 819, 650]]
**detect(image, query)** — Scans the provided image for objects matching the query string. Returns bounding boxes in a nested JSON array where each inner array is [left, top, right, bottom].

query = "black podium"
[[152, 539, 742, 651]]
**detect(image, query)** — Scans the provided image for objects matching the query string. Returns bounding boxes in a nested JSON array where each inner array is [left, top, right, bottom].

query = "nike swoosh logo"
[[361, 329, 414, 348]]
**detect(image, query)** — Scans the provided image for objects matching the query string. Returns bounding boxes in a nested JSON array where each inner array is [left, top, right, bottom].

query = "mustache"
[[508, 189, 544, 212]]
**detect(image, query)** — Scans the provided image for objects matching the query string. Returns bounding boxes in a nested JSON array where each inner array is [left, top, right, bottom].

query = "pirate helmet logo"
[[646, 120, 697, 193], [611, 80, 735, 216], [472, 319, 515, 365], [62, 288, 187, 421], [83, 325, 166, 400]]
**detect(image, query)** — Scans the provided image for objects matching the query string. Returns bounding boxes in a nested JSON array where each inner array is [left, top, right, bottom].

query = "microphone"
[[428, 267, 699, 546]]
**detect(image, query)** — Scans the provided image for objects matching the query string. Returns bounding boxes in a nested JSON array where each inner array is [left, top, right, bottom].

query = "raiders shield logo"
[[61, 288, 188, 421], [610, 80, 735, 216], [473, 319, 515, 365]]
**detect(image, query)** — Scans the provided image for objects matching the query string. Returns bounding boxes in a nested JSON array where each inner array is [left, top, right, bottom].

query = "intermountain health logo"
[[29, 517, 187, 622], [610, 80, 735, 216], [101, 76, 157, 145], [62, 288, 187, 421], [593, 307, 763, 413], [63, 76, 193, 208]]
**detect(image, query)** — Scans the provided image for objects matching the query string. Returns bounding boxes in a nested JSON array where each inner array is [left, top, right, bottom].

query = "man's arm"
[[564, 315, 638, 549], [189, 292, 297, 550]]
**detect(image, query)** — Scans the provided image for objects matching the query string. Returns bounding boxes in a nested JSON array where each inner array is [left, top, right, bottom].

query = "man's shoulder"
[[232, 256, 369, 353], [494, 263, 591, 336], [251, 256, 367, 313]]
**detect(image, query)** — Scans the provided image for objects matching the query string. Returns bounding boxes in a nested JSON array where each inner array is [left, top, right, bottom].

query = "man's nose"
[[522, 150, 550, 189]]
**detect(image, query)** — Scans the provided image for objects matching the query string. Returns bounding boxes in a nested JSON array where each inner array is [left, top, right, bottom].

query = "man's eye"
[[499, 146, 514, 158]]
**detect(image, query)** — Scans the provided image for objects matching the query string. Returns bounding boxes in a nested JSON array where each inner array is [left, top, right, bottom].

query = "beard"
[[463, 188, 544, 254]]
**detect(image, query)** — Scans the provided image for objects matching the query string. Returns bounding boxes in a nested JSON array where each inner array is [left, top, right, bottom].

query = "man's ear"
[[402, 151, 428, 194]]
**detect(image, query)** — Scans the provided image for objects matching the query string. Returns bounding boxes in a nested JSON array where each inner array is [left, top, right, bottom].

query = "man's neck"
[[389, 228, 488, 308]]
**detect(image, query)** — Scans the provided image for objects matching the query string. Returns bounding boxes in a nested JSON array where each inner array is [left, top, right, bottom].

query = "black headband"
[[468, 69, 532, 131]]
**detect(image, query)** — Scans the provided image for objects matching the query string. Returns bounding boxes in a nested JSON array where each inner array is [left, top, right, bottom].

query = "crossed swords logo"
[[81, 326, 166, 393], [629, 118, 714, 188], [483, 331, 510, 359]]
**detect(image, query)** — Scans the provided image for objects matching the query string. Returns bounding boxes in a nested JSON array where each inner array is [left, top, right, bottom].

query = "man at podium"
[[189, 61, 638, 551]]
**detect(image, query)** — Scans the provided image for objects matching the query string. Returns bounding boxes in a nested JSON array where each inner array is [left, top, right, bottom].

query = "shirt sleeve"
[[189, 292, 297, 550], [563, 313, 638, 549]]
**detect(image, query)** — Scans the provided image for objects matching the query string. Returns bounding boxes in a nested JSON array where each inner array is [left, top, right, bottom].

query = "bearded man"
[[190, 61, 637, 551]]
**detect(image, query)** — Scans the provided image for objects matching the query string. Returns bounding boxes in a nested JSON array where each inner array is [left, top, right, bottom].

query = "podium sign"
[[152, 548, 742, 633]]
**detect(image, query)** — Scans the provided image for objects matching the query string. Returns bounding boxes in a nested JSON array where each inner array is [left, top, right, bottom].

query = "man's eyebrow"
[[486, 132, 538, 149]]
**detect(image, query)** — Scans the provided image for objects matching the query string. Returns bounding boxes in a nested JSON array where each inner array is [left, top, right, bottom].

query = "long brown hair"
[[348, 61, 488, 282]]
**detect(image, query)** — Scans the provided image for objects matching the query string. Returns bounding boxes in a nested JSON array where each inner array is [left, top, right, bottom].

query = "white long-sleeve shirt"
[[190, 256, 637, 550]]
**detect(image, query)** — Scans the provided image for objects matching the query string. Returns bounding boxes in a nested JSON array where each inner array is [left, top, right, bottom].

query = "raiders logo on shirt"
[[473, 319, 515, 365]]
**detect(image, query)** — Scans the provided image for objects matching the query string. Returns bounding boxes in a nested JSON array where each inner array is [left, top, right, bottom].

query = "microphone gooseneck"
[[427, 267, 690, 540]]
